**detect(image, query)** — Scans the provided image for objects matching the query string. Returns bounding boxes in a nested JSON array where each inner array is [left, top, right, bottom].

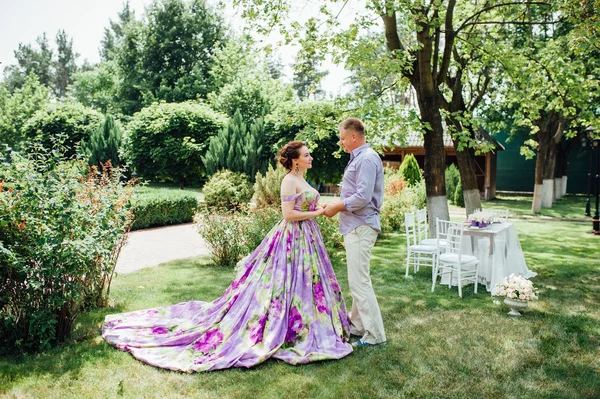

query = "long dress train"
[[102, 191, 353, 372]]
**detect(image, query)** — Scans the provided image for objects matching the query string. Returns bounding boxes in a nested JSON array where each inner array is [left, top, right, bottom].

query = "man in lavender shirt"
[[323, 117, 386, 347]]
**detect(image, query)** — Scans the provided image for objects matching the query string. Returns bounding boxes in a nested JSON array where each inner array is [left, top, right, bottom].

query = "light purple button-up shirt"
[[339, 143, 384, 235]]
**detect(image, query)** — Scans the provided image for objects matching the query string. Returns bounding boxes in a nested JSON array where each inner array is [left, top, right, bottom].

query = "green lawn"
[[1, 198, 599, 398], [136, 182, 205, 202], [479, 193, 590, 221]]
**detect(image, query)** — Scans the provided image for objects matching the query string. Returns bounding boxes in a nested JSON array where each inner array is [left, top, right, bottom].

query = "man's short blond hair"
[[339, 117, 365, 136]]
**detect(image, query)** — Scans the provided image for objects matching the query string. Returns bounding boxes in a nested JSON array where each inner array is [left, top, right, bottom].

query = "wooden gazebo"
[[382, 129, 505, 200]]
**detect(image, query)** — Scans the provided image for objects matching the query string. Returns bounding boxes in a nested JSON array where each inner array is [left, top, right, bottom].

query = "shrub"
[[202, 110, 268, 181], [253, 163, 287, 207], [398, 153, 422, 186], [131, 192, 198, 230], [0, 148, 133, 353], [196, 209, 248, 267], [380, 178, 426, 234], [124, 101, 227, 187], [454, 179, 465, 207], [79, 114, 123, 168], [238, 204, 283, 253], [23, 102, 103, 158], [203, 170, 253, 210], [316, 214, 345, 254], [445, 164, 461, 203]]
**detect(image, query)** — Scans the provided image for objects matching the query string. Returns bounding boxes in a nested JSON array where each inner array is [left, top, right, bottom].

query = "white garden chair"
[[416, 208, 449, 249], [432, 219, 479, 298], [489, 208, 509, 223], [405, 212, 438, 278]]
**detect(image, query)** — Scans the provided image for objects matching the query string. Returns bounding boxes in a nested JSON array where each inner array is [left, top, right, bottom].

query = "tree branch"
[[437, 0, 457, 84], [455, 1, 553, 35]]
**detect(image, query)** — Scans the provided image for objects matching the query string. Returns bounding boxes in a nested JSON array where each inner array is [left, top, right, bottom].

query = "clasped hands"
[[315, 201, 345, 218]]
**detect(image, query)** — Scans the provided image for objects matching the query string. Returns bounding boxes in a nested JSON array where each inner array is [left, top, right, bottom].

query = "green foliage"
[[2, 33, 53, 92], [131, 192, 198, 230], [266, 100, 348, 185], [0, 146, 134, 353], [79, 114, 123, 168], [195, 209, 248, 267], [53, 30, 78, 98], [238, 205, 283, 253], [316, 214, 344, 254], [124, 101, 227, 186], [69, 61, 120, 114], [292, 19, 328, 100], [454, 179, 465, 208], [399, 154, 422, 186], [23, 102, 103, 158], [445, 164, 461, 204], [202, 110, 268, 180], [112, 0, 226, 115], [252, 163, 287, 207], [380, 173, 426, 234], [0, 74, 51, 150], [202, 170, 253, 210]]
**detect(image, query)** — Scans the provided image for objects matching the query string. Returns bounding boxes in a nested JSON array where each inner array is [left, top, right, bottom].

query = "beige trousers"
[[344, 225, 386, 344]]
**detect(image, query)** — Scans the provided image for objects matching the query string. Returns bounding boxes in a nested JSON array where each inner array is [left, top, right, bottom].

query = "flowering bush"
[[0, 147, 134, 353], [495, 274, 538, 301]]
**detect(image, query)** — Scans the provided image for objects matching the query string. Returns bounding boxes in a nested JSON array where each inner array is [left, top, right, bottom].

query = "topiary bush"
[[23, 102, 103, 158], [79, 114, 123, 168], [124, 101, 227, 187], [203, 170, 253, 210], [252, 163, 287, 207], [131, 192, 198, 230], [454, 179, 465, 207], [445, 164, 461, 203], [0, 146, 134, 353], [398, 153, 422, 186]]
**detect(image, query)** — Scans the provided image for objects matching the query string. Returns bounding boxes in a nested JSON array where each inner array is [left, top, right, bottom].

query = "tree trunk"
[[449, 126, 482, 217], [556, 137, 576, 196], [532, 132, 549, 213], [542, 141, 558, 207]]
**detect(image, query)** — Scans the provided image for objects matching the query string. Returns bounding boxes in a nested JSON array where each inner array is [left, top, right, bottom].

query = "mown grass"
[[481, 193, 590, 221], [1, 199, 599, 398]]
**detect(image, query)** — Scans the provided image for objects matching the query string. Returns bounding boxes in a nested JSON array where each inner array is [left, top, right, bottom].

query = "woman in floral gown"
[[102, 141, 353, 372]]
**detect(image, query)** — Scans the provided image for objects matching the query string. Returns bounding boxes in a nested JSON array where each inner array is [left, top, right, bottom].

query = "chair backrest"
[[493, 209, 509, 222], [436, 219, 464, 257], [416, 208, 429, 241], [404, 212, 418, 247]]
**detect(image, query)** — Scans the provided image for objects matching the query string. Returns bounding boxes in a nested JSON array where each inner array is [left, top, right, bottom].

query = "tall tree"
[[293, 20, 329, 100], [2, 33, 53, 92], [99, 1, 135, 62], [53, 30, 79, 98]]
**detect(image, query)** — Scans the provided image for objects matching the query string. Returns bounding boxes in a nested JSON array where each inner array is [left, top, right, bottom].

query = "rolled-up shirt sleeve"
[[342, 158, 377, 212]]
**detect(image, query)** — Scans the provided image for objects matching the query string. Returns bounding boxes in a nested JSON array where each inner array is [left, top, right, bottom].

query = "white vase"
[[504, 298, 528, 316]]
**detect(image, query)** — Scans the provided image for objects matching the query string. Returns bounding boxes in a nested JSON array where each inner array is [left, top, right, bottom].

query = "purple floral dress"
[[102, 190, 353, 372]]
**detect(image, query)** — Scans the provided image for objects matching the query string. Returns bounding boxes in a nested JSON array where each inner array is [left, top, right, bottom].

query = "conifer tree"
[[80, 114, 122, 168]]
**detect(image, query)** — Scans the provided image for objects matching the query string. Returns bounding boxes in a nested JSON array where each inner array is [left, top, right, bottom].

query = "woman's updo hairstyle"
[[278, 141, 305, 172]]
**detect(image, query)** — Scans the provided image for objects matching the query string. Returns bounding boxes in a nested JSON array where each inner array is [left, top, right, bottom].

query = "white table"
[[442, 222, 536, 295]]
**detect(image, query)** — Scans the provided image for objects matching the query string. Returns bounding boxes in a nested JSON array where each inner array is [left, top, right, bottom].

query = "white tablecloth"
[[441, 223, 536, 295]]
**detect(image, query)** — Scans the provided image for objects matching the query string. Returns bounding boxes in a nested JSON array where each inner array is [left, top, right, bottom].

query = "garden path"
[[115, 223, 210, 274]]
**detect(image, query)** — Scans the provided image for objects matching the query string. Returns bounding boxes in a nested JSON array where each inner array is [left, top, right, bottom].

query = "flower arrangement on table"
[[495, 274, 538, 316], [467, 210, 495, 228]]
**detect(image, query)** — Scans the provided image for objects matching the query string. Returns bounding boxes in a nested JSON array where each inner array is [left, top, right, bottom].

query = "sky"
[[0, 0, 350, 96]]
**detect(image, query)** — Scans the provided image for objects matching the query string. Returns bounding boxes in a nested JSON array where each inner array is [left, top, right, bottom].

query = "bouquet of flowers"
[[468, 210, 495, 227], [494, 274, 538, 301]]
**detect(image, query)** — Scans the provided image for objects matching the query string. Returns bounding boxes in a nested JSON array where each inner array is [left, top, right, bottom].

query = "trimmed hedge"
[[131, 192, 199, 230]]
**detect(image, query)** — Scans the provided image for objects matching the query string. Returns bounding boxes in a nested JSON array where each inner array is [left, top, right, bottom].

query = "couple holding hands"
[[102, 117, 386, 372]]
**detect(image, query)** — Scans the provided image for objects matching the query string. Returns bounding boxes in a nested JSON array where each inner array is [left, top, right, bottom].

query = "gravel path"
[[115, 223, 210, 274]]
